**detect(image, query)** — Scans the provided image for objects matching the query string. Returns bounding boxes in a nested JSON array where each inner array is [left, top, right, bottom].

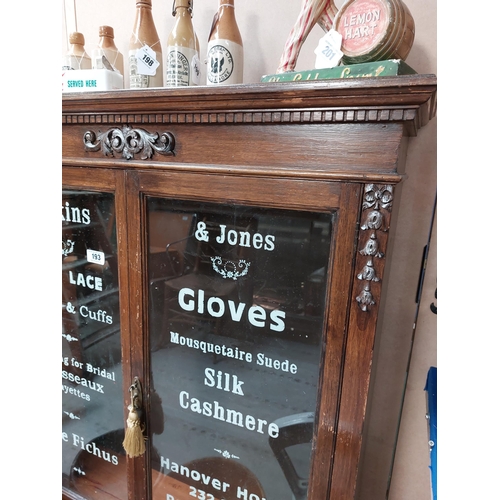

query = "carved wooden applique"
[[356, 184, 393, 311], [83, 126, 175, 160]]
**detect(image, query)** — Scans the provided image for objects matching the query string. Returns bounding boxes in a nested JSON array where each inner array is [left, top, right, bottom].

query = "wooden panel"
[[137, 170, 342, 211], [62, 122, 405, 176], [123, 171, 150, 500], [308, 183, 362, 499], [329, 184, 394, 500], [62, 166, 117, 191]]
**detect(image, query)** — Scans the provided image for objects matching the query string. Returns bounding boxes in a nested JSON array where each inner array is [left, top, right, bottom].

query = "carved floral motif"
[[361, 210, 386, 231], [357, 259, 379, 282], [359, 233, 384, 258], [83, 126, 175, 160], [362, 184, 393, 211], [356, 284, 376, 312], [356, 184, 393, 311]]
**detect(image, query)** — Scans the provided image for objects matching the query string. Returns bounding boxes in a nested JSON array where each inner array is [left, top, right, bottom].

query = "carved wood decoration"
[[356, 184, 393, 311], [83, 126, 175, 160], [67, 107, 419, 128]]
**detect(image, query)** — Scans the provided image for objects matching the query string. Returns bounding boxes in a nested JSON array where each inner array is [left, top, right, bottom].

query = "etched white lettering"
[[68, 271, 103, 291], [62, 202, 91, 224], [204, 368, 245, 395], [71, 433, 118, 465], [177, 287, 286, 330], [179, 391, 280, 438], [214, 223, 275, 251], [160, 456, 230, 492], [79, 306, 113, 324], [62, 370, 105, 393]]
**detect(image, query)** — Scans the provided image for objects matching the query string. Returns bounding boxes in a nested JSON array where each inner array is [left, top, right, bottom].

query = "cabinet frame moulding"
[[64, 106, 419, 127], [62, 76, 436, 136]]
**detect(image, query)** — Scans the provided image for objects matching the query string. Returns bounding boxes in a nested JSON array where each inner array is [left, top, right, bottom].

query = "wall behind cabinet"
[[61, 1, 437, 498]]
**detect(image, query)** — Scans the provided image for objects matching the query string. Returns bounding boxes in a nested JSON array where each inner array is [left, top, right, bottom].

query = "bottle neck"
[[174, 6, 190, 16], [218, 2, 236, 18], [168, 1, 196, 48], [70, 43, 87, 53], [172, 2, 193, 27], [99, 36, 118, 50], [208, 0, 241, 44], [135, 2, 153, 20], [173, 0, 191, 16], [68, 44, 90, 61], [131, 1, 160, 50]]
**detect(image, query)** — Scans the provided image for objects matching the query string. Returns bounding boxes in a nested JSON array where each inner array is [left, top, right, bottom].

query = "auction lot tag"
[[87, 248, 105, 265], [136, 45, 160, 76], [314, 29, 343, 69]]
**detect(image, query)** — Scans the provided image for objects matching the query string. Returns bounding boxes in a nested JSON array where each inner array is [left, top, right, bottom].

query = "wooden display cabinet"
[[62, 76, 437, 500]]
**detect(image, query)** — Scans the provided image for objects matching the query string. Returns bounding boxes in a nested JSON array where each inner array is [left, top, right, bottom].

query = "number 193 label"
[[87, 249, 105, 265]]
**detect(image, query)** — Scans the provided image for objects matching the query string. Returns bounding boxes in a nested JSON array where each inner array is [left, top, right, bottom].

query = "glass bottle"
[[129, 0, 163, 88], [206, 0, 243, 85], [165, 0, 201, 87], [63, 32, 91, 70], [96, 25, 124, 76]]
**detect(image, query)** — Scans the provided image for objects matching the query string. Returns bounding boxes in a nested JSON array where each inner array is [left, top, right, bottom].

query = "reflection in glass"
[[62, 190, 125, 499], [147, 199, 334, 500]]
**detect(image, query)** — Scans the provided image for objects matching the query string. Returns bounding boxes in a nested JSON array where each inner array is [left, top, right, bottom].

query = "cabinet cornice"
[[62, 76, 437, 137]]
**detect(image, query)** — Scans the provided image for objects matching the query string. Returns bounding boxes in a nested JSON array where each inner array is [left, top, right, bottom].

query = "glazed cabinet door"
[[129, 170, 362, 500], [62, 168, 132, 500]]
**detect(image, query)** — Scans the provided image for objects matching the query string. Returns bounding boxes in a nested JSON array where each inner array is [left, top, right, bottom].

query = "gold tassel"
[[122, 378, 146, 458], [122, 404, 146, 458]]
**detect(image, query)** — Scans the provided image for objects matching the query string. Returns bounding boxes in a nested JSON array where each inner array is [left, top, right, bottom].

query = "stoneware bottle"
[[191, 4, 201, 61], [165, 0, 201, 87], [129, 0, 163, 88], [63, 32, 91, 70], [206, 0, 243, 85], [97, 25, 124, 75]]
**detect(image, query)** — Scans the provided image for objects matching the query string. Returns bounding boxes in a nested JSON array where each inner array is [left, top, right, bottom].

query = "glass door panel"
[[62, 190, 126, 499], [147, 198, 334, 500]]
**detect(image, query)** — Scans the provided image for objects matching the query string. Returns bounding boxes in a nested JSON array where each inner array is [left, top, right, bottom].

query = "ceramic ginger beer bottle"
[[206, 0, 243, 85], [129, 0, 163, 88], [165, 0, 201, 86], [63, 32, 91, 70], [97, 25, 124, 75]]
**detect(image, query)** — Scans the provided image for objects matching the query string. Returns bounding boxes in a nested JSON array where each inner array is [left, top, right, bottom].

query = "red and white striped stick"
[[317, 1, 338, 32], [277, 0, 338, 73]]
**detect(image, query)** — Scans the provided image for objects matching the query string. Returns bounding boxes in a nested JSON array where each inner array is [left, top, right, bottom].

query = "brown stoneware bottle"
[[63, 32, 91, 70], [165, 0, 201, 86], [97, 25, 124, 75], [129, 0, 163, 88], [206, 0, 243, 85]]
